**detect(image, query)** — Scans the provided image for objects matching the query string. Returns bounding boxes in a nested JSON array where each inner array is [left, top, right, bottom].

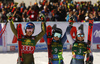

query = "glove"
[[39, 13, 46, 22], [86, 55, 93, 64], [7, 12, 13, 22], [49, 58, 52, 63], [17, 57, 23, 64], [86, 60, 93, 64]]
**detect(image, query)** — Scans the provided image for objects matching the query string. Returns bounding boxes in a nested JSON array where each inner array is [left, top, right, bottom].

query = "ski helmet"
[[25, 22, 35, 33], [52, 28, 62, 38], [77, 29, 84, 35]]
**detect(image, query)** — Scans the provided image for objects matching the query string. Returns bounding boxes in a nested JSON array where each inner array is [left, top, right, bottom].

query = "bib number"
[[54, 48, 58, 53], [78, 49, 81, 54]]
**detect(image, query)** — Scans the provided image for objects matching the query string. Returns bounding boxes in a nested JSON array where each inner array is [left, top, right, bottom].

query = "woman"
[[66, 25, 93, 64]]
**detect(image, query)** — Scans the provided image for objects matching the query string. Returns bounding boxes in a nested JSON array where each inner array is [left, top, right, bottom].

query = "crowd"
[[0, 0, 100, 22]]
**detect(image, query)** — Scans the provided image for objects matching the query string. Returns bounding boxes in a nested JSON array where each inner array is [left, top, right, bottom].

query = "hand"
[[49, 58, 52, 63], [86, 60, 93, 64], [17, 57, 23, 64], [7, 12, 13, 22], [39, 13, 46, 22], [6, 12, 12, 17]]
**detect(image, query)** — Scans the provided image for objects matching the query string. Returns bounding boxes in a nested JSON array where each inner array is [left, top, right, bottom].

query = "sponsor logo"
[[94, 30, 100, 38], [97, 44, 100, 49], [35, 44, 47, 50], [22, 45, 35, 52], [15, 46, 18, 50], [26, 39, 31, 42], [53, 55, 58, 59], [10, 46, 15, 51], [76, 55, 84, 59]]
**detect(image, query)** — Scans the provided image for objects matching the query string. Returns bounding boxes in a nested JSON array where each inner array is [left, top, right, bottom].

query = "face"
[[53, 37, 60, 41], [26, 28, 34, 36], [76, 34, 84, 41], [53, 33, 61, 41]]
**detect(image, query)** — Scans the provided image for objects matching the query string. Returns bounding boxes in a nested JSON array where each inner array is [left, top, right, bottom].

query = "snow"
[[0, 50, 100, 64]]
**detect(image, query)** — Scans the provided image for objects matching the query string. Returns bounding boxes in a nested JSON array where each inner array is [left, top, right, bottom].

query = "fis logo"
[[94, 30, 100, 38]]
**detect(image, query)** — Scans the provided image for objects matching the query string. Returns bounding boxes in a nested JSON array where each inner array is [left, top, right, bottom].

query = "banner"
[[93, 23, 100, 44], [5, 22, 89, 51], [0, 24, 2, 46]]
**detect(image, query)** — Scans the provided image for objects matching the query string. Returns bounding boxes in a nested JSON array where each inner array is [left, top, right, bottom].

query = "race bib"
[[75, 55, 84, 59], [21, 45, 35, 54], [53, 54, 58, 59]]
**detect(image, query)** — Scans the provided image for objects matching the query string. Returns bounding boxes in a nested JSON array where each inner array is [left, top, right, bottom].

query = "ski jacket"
[[43, 29, 67, 61], [72, 41, 89, 60], [66, 26, 91, 60], [51, 39, 63, 61], [10, 21, 46, 54]]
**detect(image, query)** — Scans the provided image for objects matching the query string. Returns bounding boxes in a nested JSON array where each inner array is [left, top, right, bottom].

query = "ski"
[[0, 12, 12, 38], [46, 25, 52, 64], [17, 24, 23, 64], [78, 24, 83, 31], [86, 19, 94, 64]]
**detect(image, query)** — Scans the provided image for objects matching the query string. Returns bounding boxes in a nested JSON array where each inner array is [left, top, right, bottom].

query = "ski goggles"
[[26, 28, 33, 32], [77, 34, 84, 37], [26, 24, 34, 29], [54, 33, 61, 38]]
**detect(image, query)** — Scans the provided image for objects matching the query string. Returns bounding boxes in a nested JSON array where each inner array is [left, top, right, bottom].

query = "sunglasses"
[[77, 34, 84, 37], [26, 29, 33, 32], [54, 33, 61, 38]]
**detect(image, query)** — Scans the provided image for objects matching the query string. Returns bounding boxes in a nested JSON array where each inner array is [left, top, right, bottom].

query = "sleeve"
[[35, 22, 46, 44], [10, 21, 17, 37], [66, 26, 75, 44], [43, 34, 47, 44], [66, 15, 69, 22], [61, 31, 67, 45]]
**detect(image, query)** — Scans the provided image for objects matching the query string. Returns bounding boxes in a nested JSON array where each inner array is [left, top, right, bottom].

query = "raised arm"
[[10, 20, 17, 37], [7, 12, 17, 37], [66, 25, 75, 44], [35, 22, 46, 44], [61, 31, 67, 45], [43, 33, 47, 44]]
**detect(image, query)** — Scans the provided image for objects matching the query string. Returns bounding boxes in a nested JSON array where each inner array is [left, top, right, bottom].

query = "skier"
[[9, 19, 46, 64], [66, 25, 93, 64], [43, 26, 67, 64]]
